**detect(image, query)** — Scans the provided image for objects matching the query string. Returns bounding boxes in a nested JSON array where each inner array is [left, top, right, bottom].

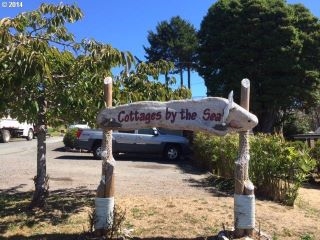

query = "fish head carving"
[[225, 103, 258, 132]]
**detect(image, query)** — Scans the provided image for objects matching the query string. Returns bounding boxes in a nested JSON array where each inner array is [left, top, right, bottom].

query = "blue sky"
[[1, 0, 319, 98]]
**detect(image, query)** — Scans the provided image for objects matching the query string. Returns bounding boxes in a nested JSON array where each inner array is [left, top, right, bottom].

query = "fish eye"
[[248, 120, 251, 122]]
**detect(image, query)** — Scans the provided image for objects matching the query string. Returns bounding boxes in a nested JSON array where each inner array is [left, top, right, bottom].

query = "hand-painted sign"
[[97, 92, 258, 135]]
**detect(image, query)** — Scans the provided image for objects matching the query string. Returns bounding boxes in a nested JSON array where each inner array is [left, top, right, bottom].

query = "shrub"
[[63, 128, 78, 148], [282, 111, 312, 138], [88, 205, 126, 239], [193, 132, 237, 178], [193, 132, 316, 205], [310, 140, 320, 173], [250, 134, 315, 205]]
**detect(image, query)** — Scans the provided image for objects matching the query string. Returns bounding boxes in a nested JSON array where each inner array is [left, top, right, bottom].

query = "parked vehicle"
[[76, 128, 191, 160], [68, 123, 90, 130], [0, 117, 34, 143]]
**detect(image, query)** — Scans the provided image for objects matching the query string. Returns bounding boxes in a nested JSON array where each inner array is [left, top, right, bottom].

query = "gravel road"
[[0, 137, 213, 198]]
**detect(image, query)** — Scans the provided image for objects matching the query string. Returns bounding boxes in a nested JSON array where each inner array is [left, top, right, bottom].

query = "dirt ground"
[[115, 180, 320, 240], [1, 138, 320, 239]]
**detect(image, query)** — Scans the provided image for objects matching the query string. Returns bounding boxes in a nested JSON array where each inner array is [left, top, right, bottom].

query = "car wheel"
[[92, 143, 102, 159], [164, 144, 180, 161], [1, 130, 10, 143], [26, 129, 34, 141]]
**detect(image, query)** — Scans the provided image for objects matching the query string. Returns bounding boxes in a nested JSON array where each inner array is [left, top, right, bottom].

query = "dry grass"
[[1, 185, 319, 240]]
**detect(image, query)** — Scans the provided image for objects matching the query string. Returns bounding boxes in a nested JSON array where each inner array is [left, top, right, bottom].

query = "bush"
[[310, 140, 320, 173], [282, 111, 312, 138], [193, 132, 316, 205], [193, 132, 237, 179], [63, 128, 78, 148], [250, 134, 315, 205]]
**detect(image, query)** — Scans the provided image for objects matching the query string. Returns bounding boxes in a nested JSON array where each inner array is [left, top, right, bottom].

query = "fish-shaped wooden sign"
[[97, 92, 258, 136]]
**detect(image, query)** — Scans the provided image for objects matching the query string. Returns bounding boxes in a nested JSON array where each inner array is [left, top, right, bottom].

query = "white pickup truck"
[[76, 128, 191, 161], [0, 117, 35, 143]]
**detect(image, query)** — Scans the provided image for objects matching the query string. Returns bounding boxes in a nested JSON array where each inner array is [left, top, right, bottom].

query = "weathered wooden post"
[[96, 84, 258, 238], [95, 76, 115, 235], [234, 78, 255, 237]]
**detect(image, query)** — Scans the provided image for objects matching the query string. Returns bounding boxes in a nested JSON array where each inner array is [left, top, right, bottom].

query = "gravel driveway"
[[0, 137, 213, 198]]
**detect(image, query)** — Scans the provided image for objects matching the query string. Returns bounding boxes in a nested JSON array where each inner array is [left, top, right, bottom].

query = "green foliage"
[[47, 126, 64, 137], [0, 2, 191, 209], [144, 16, 198, 88], [63, 128, 78, 149], [0, 3, 191, 127], [198, 0, 320, 133], [250, 134, 315, 205], [310, 140, 320, 173], [282, 111, 312, 137], [193, 133, 238, 179], [113, 60, 191, 106], [193, 132, 316, 205], [300, 234, 315, 240]]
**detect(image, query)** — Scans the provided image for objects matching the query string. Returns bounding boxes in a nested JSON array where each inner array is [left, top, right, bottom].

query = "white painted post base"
[[234, 194, 255, 229], [94, 197, 115, 230]]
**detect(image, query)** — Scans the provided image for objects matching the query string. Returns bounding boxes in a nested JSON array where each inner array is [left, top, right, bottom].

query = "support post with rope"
[[234, 78, 255, 238]]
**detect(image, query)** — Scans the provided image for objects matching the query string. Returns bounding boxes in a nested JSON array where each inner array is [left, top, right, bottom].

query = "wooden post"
[[95, 76, 115, 235], [234, 79, 255, 238]]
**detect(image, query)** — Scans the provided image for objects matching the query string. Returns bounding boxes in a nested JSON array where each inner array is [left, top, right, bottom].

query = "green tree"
[[115, 60, 191, 104], [197, 0, 320, 133], [53, 39, 134, 127], [144, 16, 198, 89], [0, 3, 191, 208], [0, 3, 132, 208]]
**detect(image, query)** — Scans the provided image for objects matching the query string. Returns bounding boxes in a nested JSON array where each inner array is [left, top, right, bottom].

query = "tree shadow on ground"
[[55, 155, 97, 161], [0, 187, 95, 236], [3, 234, 220, 240], [182, 174, 234, 197]]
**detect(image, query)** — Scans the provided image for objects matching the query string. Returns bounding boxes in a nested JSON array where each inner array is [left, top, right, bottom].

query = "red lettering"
[[191, 112, 197, 120], [119, 110, 162, 123], [151, 112, 156, 121], [203, 108, 210, 120], [145, 113, 151, 123], [216, 113, 222, 121], [156, 112, 161, 120], [202, 109, 222, 122], [210, 112, 216, 121], [118, 111, 125, 122]]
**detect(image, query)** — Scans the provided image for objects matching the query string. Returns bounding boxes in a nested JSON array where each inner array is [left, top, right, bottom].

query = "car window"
[[137, 128, 154, 135], [118, 130, 135, 134]]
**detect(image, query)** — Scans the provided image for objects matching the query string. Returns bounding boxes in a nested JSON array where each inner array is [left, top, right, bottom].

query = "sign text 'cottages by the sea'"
[[97, 92, 258, 135]]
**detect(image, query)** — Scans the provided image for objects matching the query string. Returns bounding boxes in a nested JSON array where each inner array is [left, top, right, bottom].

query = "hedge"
[[193, 132, 316, 206]]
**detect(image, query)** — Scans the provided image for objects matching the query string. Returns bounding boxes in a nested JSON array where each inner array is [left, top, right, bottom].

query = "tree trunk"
[[187, 66, 191, 89], [256, 110, 277, 133], [30, 93, 48, 209], [180, 69, 183, 87], [165, 73, 169, 88]]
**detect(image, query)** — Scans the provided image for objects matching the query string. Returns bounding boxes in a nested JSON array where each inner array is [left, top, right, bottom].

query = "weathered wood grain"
[[97, 96, 258, 135]]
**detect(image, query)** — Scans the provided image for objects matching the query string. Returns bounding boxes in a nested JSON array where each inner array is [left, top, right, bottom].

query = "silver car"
[[76, 128, 191, 161]]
